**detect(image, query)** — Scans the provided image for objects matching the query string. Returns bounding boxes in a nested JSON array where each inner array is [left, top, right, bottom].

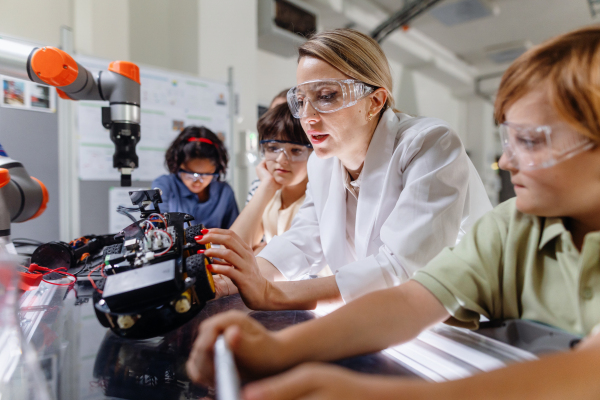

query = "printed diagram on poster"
[[0, 75, 56, 112], [75, 55, 231, 182]]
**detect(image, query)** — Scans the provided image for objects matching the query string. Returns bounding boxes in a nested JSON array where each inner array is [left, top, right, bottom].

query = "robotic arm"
[[0, 38, 141, 186], [0, 154, 48, 242]]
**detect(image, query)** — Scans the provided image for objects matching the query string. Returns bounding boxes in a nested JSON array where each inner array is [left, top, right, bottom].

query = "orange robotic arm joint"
[[29, 46, 78, 87]]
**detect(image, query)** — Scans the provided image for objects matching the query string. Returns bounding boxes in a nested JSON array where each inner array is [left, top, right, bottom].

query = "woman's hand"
[[212, 273, 239, 300], [256, 160, 282, 191], [196, 228, 276, 310], [186, 310, 288, 387], [242, 363, 386, 400]]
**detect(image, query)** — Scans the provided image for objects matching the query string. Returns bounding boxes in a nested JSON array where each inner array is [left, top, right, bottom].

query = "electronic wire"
[[116, 205, 140, 223], [88, 263, 105, 294]]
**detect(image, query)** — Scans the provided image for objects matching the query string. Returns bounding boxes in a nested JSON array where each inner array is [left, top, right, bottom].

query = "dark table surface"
[[21, 285, 417, 400], [19, 277, 578, 400]]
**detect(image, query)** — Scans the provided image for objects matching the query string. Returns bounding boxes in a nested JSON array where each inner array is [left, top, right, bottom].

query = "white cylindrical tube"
[[0, 38, 34, 80], [214, 335, 242, 400]]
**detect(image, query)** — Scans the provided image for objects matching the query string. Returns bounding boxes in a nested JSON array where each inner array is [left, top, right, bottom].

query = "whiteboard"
[[74, 55, 231, 182]]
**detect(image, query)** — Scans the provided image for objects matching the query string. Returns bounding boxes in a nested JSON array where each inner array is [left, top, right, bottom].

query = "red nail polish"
[[201, 229, 209, 234], [197, 249, 205, 254], [207, 264, 213, 270], [194, 235, 203, 241]]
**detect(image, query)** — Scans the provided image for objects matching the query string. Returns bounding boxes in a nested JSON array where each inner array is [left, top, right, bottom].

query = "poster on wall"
[[0, 75, 57, 113], [74, 55, 231, 183]]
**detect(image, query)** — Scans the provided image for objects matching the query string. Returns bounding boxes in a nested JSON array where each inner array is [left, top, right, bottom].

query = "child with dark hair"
[[152, 126, 239, 229], [230, 102, 312, 252]]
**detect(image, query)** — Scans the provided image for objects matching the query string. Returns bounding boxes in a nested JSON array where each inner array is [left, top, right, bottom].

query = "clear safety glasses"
[[178, 169, 219, 183], [260, 140, 313, 162], [287, 79, 375, 118], [499, 122, 595, 170]]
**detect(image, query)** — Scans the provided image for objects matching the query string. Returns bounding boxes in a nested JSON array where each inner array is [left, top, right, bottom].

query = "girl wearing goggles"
[[188, 26, 600, 400], [152, 126, 238, 229], [229, 102, 314, 254], [191, 28, 490, 311]]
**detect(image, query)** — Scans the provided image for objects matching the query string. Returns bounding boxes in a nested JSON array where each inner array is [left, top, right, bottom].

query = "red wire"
[[148, 213, 167, 228], [155, 230, 173, 256], [87, 263, 104, 294], [42, 278, 75, 287], [39, 266, 77, 287]]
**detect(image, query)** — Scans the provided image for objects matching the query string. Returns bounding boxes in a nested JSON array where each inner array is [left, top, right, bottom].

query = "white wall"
[[257, 49, 298, 107], [128, 0, 170, 68], [0, 0, 129, 60], [390, 59, 417, 116], [0, 0, 72, 46], [0, 0, 197, 73], [74, 0, 130, 60], [198, 0, 259, 206], [462, 98, 500, 204], [129, 0, 198, 74], [391, 63, 465, 141], [168, 0, 199, 74], [391, 60, 499, 203], [390, 61, 466, 136], [412, 71, 462, 137]]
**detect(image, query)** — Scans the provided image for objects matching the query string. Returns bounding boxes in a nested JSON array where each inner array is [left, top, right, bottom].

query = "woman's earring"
[[367, 113, 374, 121]]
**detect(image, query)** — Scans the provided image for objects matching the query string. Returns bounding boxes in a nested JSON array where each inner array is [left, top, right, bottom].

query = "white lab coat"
[[258, 109, 492, 303]]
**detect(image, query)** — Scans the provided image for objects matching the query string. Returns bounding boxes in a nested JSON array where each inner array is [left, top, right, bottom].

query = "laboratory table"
[[14, 278, 580, 400], [18, 284, 416, 400]]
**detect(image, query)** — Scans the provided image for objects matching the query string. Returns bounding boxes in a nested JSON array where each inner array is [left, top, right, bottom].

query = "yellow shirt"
[[262, 190, 306, 243], [412, 198, 600, 336]]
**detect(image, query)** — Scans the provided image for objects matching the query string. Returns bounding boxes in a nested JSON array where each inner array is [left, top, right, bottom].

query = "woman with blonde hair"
[[189, 25, 600, 399], [196, 28, 491, 310]]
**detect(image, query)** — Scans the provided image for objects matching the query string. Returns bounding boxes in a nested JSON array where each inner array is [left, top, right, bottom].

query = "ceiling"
[[369, 0, 597, 74]]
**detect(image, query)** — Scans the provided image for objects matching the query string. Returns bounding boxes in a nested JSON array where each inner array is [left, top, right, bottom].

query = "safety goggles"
[[260, 140, 313, 162], [287, 79, 375, 118], [178, 169, 219, 183], [499, 122, 595, 170]]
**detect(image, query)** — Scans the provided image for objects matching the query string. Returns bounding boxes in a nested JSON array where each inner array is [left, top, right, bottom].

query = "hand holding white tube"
[[186, 310, 289, 387], [214, 334, 241, 400]]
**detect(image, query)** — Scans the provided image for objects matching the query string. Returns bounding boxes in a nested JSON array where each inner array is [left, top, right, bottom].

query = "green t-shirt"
[[412, 198, 600, 336]]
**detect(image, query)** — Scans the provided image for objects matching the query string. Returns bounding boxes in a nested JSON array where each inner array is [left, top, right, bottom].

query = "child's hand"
[[256, 160, 282, 191], [576, 324, 600, 351], [186, 310, 287, 386], [242, 363, 379, 400]]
